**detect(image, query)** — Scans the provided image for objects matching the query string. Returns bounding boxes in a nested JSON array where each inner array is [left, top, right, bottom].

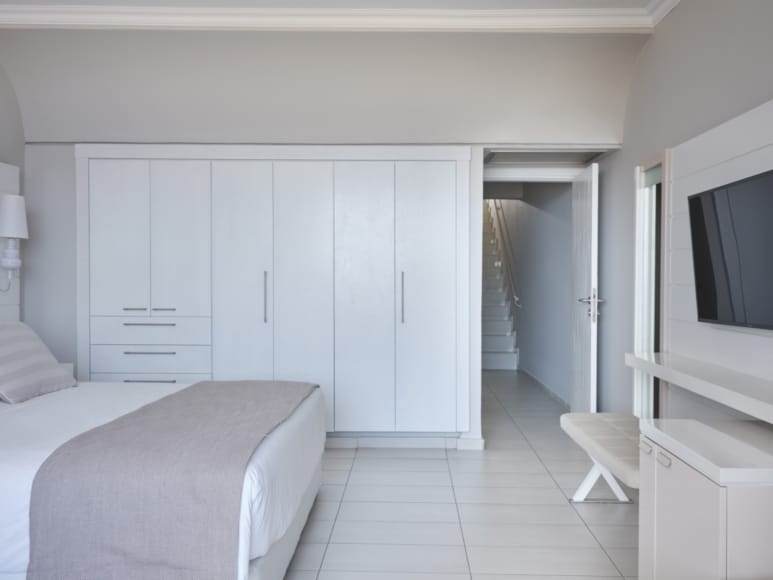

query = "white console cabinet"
[[639, 419, 773, 580]]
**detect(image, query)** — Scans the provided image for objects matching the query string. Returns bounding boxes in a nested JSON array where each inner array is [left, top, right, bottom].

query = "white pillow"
[[0, 321, 76, 404]]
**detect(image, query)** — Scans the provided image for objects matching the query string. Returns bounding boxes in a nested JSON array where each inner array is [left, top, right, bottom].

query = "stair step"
[[483, 305, 512, 320], [483, 295, 508, 307], [482, 318, 514, 334], [482, 350, 519, 371], [483, 333, 517, 351]]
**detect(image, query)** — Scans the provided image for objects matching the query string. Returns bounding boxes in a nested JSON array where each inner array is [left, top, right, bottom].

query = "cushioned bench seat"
[[560, 412, 640, 502]]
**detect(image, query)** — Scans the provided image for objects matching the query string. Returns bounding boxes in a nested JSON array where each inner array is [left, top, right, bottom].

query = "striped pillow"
[[0, 321, 76, 404]]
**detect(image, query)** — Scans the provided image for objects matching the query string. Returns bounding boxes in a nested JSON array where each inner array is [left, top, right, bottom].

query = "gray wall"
[[0, 63, 23, 168], [0, 31, 643, 144], [598, 0, 773, 412], [22, 145, 77, 364], [501, 183, 573, 404]]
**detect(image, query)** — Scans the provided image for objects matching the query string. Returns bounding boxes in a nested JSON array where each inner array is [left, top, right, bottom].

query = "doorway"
[[480, 149, 608, 417]]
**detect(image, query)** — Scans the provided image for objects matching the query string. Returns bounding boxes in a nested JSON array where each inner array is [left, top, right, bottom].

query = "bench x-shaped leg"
[[571, 458, 631, 503]]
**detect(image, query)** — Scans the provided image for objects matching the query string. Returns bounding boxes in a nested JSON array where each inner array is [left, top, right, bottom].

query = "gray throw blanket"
[[27, 380, 317, 580]]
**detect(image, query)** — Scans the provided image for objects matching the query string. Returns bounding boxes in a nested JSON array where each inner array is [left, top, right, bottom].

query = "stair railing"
[[490, 199, 522, 309]]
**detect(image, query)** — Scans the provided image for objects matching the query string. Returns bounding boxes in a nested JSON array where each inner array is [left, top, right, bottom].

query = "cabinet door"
[[274, 162, 334, 428], [334, 161, 395, 431], [89, 159, 150, 316], [638, 437, 657, 580], [212, 161, 274, 380], [395, 161, 457, 432], [654, 448, 726, 580], [150, 161, 211, 317]]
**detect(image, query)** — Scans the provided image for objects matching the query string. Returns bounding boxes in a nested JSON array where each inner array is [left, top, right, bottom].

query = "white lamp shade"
[[0, 194, 28, 239]]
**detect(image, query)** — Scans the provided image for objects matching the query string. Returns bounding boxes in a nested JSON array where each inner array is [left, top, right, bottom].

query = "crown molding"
[[647, 0, 680, 26], [0, 5, 669, 33]]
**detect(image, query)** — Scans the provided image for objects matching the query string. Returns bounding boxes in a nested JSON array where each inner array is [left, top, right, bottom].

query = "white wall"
[[22, 145, 77, 364], [598, 0, 773, 412], [0, 30, 643, 145], [501, 183, 573, 404], [0, 64, 23, 168]]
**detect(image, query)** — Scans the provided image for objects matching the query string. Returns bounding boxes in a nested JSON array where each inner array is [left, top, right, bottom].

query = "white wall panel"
[[334, 161, 395, 432], [273, 161, 334, 428], [395, 161, 456, 432], [212, 160, 274, 380]]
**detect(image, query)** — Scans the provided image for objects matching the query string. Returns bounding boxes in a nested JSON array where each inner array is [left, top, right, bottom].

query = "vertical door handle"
[[401, 271, 405, 324], [656, 451, 672, 468], [263, 271, 268, 324]]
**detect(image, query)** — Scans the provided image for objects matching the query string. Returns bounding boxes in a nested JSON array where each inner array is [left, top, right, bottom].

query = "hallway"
[[286, 371, 638, 579]]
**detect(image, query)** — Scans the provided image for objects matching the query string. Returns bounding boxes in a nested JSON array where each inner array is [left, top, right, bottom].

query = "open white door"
[[571, 163, 600, 412]]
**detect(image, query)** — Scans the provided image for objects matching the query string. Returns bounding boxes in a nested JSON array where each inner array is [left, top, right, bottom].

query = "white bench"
[[559, 412, 640, 503]]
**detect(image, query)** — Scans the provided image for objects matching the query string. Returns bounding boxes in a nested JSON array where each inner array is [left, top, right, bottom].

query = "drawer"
[[90, 373, 211, 385], [90, 317, 211, 345], [90, 345, 212, 374]]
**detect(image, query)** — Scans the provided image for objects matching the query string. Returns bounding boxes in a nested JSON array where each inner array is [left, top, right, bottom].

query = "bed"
[[0, 380, 326, 580]]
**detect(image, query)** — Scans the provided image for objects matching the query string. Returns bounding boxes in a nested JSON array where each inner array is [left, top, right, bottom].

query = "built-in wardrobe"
[[76, 145, 471, 434]]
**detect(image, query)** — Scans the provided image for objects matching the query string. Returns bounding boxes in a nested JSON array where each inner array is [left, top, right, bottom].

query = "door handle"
[[124, 379, 177, 384], [578, 297, 592, 304], [656, 451, 672, 468], [122, 307, 148, 312], [122, 323, 177, 327], [123, 351, 177, 356], [639, 441, 653, 455], [151, 308, 177, 312]]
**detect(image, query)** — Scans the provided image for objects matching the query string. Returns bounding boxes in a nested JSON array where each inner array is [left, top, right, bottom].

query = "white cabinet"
[[639, 420, 773, 580], [89, 160, 150, 316], [395, 161, 457, 432], [149, 161, 211, 317], [640, 439, 726, 580], [212, 161, 274, 380], [273, 161, 335, 428], [334, 162, 396, 431], [88, 159, 212, 380]]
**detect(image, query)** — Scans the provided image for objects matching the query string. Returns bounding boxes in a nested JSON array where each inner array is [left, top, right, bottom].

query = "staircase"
[[482, 201, 519, 370]]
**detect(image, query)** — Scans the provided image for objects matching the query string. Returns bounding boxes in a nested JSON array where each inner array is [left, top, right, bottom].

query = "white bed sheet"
[[0, 382, 325, 580]]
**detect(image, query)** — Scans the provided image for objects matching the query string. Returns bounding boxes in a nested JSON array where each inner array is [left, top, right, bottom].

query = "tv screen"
[[688, 169, 773, 330]]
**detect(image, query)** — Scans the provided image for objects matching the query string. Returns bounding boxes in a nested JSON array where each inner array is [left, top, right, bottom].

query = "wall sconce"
[[0, 193, 28, 292]]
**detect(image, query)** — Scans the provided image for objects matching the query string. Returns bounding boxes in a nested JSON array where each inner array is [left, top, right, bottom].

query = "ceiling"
[[0, 0, 680, 32]]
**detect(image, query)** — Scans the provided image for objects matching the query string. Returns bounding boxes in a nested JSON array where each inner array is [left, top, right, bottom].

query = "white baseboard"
[[326, 434, 486, 450], [456, 437, 486, 450]]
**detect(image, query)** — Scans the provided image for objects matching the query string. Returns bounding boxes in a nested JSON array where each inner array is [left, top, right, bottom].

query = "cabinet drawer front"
[[90, 373, 211, 384], [90, 345, 211, 373], [90, 317, 211, 345]]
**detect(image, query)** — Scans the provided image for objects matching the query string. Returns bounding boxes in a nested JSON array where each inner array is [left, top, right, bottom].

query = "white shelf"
[[641, 418, 773, 485], [625, 352, 773, 424]]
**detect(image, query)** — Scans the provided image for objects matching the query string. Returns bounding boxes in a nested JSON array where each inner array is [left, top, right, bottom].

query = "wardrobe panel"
[[212, 161, 274, 380]]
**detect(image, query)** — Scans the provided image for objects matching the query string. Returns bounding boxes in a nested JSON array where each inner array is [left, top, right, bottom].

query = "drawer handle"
[[123, 351, 177, 356], [152, 308, 177, 312], [656, 451, 672, 468], [639, 441, 653, 455], [122, 307, 148, 312], [124, 379, 177, 384], [122, 323, 177, 327]]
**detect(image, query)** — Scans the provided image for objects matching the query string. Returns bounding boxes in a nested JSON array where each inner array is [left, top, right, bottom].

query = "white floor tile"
[[462, 523, 599, 548], [473, 575, 620, 580], [308, 500, 341, 522], [448, 459, 547, 474], [324, 458, 355, 471], [317, 484, 345, 502], [458, 503, 583, 525], [322, 470, 350, 485], [337, 501, 460, 523], [344, 484, 455, 503], [331, 521, 464, 545], [319, 572, 470, 580], [454, 486, 567, 505], [283, 571, 318, 580], [288, 543, 327, 571], [348, 470, 452, 487], [451, 471, 556, 488], [300, 519, 335, 544], [467, 546, 620, 576], [353, 458, 449, 472], [573, 503, 639, 526], [322, 544, 469, 574], [355, 448, 447, 459], [606, 547, 638, 577], [589, 524, 640, 548]]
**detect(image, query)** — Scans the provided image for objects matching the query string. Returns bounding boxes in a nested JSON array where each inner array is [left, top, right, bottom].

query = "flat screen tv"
[[688, 168, 773, 330]]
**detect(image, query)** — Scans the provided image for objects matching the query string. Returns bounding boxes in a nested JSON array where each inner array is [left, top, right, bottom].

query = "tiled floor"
[[285, 370, 639, 580]]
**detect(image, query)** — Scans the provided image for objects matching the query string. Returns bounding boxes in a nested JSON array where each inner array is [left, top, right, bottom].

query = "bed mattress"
[[0, 382, 325, 580]]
